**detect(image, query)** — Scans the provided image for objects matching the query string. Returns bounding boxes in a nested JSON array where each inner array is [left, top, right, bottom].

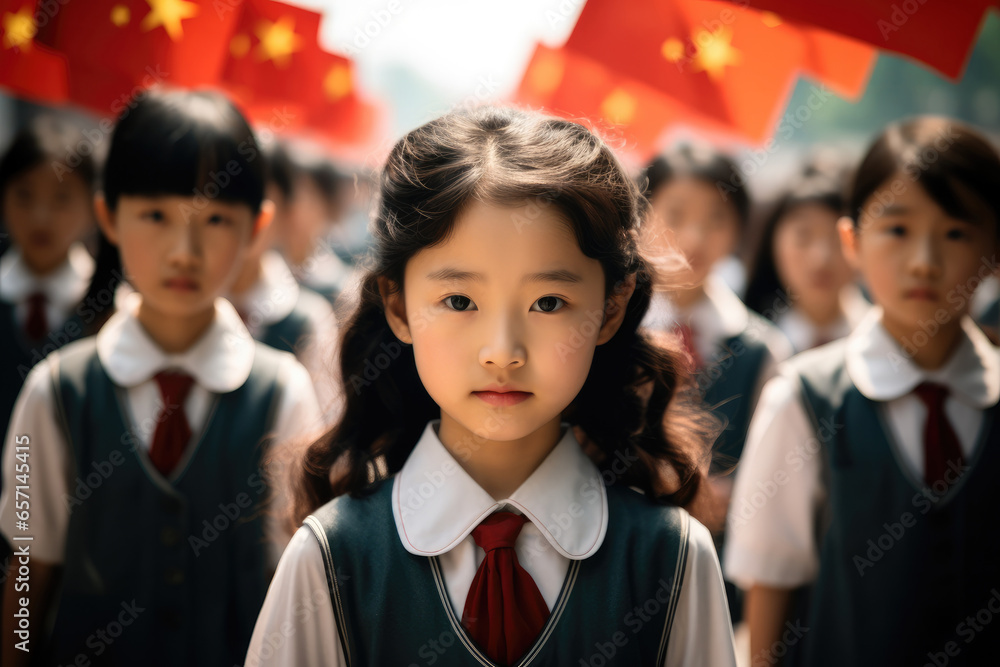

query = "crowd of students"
[[0, 89, 997, 666]]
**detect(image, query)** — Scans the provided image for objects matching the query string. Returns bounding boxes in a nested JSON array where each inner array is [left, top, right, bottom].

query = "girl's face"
[[98, 195, 269, 320], [842, 171, 999, 336], [383, 200, 632, 444], [773, 202, 853, 309], [646, 176, 740, 287], [3, 163, 94, 275]]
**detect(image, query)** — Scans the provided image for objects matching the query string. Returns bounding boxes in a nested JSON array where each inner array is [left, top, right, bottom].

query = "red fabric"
[[672, 322, 704, 371], [462, 512, 549, 665], [913, 382, 965, 487], [729, 0, 995, 79], [149, 370, 196, 476], [0, 0, 68, 103], [24, 291, 47, 340], [36, 0, 241, 114]]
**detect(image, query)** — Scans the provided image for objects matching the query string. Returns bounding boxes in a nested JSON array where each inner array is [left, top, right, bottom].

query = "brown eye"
[[531, 296, 565, 313], [444, 295, 475, 311]]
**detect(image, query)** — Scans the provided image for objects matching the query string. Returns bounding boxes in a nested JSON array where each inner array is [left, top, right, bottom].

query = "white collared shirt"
[[246, 420, 738, 667], [642, 273, 793, 419], [229, 250, 342, 422], [0, 242, 95, 331], [724, 306, 1000, 588], [0, 292, 323, 565]]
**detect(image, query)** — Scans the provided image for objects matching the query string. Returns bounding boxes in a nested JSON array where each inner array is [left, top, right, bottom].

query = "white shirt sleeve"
[[664, 516, 738, 667], [723, 374, 824, 589], [0, 361, 72, 563], [246, 526, 345, 667]]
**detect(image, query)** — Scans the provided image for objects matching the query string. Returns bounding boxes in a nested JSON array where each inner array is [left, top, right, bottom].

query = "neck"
[[669, 283, 706, 311], [795, 293, 843, 328], [880, 310, 965, 371], [229, 254, 263, 296], [437, 413, 564, 500], [135, 299, 216, 354], [23, 251, 68, 278]]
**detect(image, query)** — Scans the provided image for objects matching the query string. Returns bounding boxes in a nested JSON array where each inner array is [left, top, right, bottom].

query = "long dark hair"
[[292, 106, 715, 525], [744, 164, 846, 319], [847, 116, 1000, 232]]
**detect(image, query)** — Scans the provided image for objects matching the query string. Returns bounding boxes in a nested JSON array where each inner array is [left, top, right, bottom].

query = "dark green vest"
[[0, 299, 87, 464], [700, 314, 780, 470], [791, 341, 1000, 667], [258, 286, 329, 357], [43, 337, 289, 667], [305, 480, 692, 666]]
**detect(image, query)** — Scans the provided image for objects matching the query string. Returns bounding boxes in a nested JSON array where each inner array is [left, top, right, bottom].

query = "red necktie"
[[462, 512, 550, 665], [149, 371, 196, 476], [25, 292, 48, 340], [913, 382, 965, 487], [672, 322, 704, 371]]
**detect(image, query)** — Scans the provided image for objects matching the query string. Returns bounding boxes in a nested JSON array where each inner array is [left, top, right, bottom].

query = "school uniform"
[[0, 242, 94, 449], [246, 419, 737, 666], [773, 284, 871, 354], [0, 291, 321, 666], [641, 273, 793, 467], [725, 305, 1000, 666], [290, 242, 358, 313], [231, 250, 343, 421]]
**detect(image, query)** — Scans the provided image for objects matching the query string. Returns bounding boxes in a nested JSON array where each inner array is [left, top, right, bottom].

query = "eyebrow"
[[426, 268, 584, 286]]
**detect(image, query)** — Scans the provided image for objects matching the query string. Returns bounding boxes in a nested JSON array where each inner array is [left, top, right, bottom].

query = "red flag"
[[36, 0, 242, 114], [727, 0, 995, 79], [0, 1, 68, 103]]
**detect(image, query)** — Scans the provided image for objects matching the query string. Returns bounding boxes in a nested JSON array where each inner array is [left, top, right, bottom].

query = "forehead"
[[405, 200, 599, 282], [651, 176, 723, 209]]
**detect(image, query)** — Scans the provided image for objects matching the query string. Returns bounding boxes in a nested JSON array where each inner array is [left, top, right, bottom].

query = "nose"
[[478, 313, 527, 369], [908, 230, 941, 280], [167, 219, 202, 268]]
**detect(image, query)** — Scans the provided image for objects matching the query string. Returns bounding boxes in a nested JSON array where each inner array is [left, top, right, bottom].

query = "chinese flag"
[[516, 43, 735, 163], [303, 52, 381, 151], [727, 0, 995, 79], [219, 0, 324, 123], [36, 0, 242, 115], [0, 1, 68, 103]]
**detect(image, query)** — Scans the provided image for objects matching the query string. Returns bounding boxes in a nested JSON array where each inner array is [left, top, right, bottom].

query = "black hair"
[[744, 163, 846, 319], [102, 88, 266, 213], [847, 116, 1000, 234], [291, 106, 716, 527], [640, 143, 750, 226]]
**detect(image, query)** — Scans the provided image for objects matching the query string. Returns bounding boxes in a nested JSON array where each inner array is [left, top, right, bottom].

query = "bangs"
[[103, 90, 265, 212]]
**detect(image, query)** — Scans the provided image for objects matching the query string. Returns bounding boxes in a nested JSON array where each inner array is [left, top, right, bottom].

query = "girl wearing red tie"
[[246, 107, 737, 666], [725, 117, 1000, 666], [0, 90, 320, 666]]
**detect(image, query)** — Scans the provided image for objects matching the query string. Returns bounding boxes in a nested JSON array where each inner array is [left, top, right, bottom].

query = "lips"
[[163, 277, 199, 292], [905, 287, 940, 301], [473, 386, 532, 407]]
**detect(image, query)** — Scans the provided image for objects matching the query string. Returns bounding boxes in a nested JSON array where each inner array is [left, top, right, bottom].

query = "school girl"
[[0, 89, 321, 666], [638, 145, 793, 476], [0, 115, 98, 450], [743, 163, 870, 353], [725, 116, 1000, 666], [245, 106, 737, 666]]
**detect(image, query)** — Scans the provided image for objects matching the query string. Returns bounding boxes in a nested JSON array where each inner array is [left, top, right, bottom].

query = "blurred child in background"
[[744, 162, 870, 353], [726, 116, 1000, 666], [0, 89, 320, 666]]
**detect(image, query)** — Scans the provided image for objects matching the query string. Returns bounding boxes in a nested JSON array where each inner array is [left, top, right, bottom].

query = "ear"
[[377, 275, 413, 345], [251, 199, 275, 241], [837, 216, 860, 271], [596, 272, 637, 345], [94, 193, 119, 246]]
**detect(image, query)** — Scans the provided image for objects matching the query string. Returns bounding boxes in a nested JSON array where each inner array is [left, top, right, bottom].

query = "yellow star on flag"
[[661, 37, 685, 63], [601, 88, 636, 125], [324, 64, 352, 101], [526, 49, 564, 97], [692, 27, 742, 81], [110, 5, 131, 27], [761, 12, 783, 28], [255, 16, 302, 68], [2, 6, 36, 51], [230, 33, 250, 58], [140, 0, 199, 42]]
